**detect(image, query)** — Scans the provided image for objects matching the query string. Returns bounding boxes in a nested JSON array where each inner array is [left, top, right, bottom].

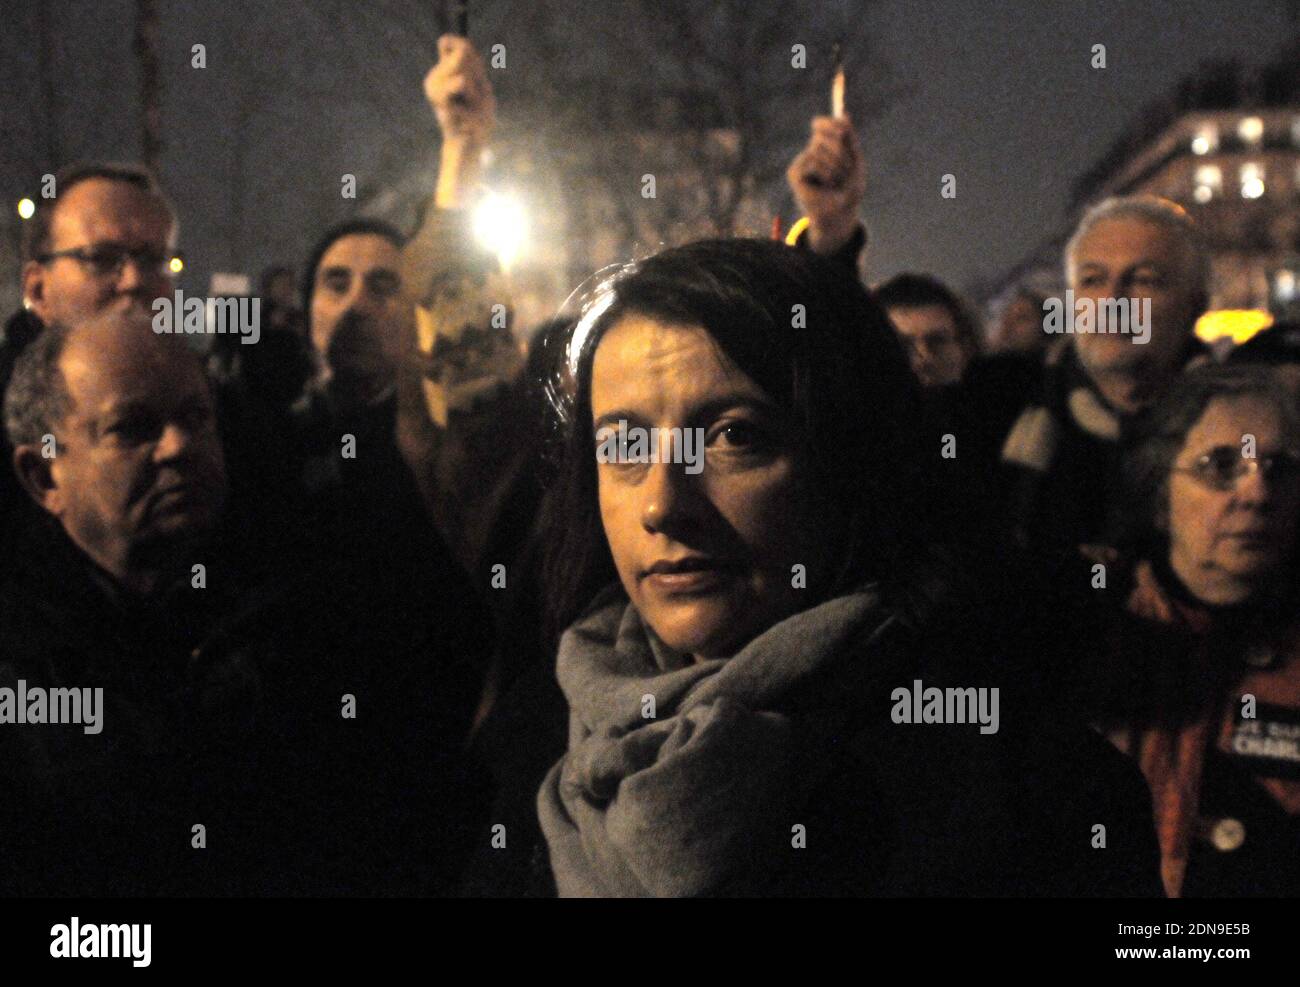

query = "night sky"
[[1, 0, 1294, 314]]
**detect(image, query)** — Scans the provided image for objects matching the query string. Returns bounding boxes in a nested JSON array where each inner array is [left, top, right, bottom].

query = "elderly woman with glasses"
[[1069, 363, 1300, 897]]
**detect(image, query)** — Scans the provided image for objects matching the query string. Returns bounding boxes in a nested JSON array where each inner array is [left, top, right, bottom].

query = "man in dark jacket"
[[0, 310, 479, 895], [0, 307, 44, 547], [290, 216, 491, 755], [787, 121, 1211, 557], [960, 196, 1211, 554]]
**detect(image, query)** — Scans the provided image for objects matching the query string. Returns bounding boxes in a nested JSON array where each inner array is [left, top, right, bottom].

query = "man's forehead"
[[1075, 217, 1185, 264], [51, 179, 173, 245], [61, 330, 203, 407], [319, 234, 399, 273], [888, 304, 956, 331]]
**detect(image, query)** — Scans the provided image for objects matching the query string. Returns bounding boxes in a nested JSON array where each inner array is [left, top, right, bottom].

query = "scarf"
[[1103, 558, 1265, 897], [536, 584, 900, 897], [1002, 340, 1123, 463], [1000, 339, 1211, 550]]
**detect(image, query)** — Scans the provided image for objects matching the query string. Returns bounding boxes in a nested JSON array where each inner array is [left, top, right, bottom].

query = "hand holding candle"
[[425, 34, 495, 149], [426, 33, 495, 208], [786, 111, 866, 256]]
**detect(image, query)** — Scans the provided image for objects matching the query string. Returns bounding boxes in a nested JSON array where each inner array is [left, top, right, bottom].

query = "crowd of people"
[[1, 35, 1297, 898]]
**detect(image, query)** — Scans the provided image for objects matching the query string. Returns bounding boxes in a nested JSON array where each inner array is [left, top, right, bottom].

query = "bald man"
[[8, 312, 225, 596], [2, 163, 182, 558], [0, 312, 479, 895]]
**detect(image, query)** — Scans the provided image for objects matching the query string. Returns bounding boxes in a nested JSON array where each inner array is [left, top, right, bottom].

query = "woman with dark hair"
[[531, 239, 1160, 897], [1068, 363, 1300, 897]]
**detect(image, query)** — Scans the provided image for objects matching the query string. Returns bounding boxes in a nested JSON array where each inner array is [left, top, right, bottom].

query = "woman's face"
[[1167, 395, 1300, 604], [590, 314, 832, 661]]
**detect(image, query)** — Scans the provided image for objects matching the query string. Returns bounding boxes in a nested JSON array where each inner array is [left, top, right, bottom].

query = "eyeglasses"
[[37, 244, 184, 280], [1172, 446, 1300, 491]]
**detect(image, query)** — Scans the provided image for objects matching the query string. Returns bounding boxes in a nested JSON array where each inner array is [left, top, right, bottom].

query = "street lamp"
[[473, 191, 527, 271]]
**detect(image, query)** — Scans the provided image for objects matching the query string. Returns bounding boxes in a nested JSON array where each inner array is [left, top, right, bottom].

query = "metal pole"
[[133, 0, 163, 174]]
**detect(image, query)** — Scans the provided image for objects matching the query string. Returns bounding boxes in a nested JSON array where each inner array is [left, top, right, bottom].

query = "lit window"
[[1238, 116, 1264, 146], [1240, 162, 1265, 199], [1192, 164, 1221, 203], [1191, 123, 1218, 155], [1275, 269, 1297, 304], [1195, 164, 1222, 190]]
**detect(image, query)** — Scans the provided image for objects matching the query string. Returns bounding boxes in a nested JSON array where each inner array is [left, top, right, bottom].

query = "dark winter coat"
[[0, 510, 482, 896]]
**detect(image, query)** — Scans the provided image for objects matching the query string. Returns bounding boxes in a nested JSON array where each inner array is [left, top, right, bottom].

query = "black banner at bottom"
[[0, 896, 1289, 976]]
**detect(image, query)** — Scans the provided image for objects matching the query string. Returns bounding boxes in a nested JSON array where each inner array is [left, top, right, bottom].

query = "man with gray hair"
[[787, 116, 1215, 555], [0, 311, 270, 895], [0, 309, 475, 895], [959, 194, 1213, 555], [5, 313, 227, 595], [793, 171, 1213, 555], [1061, 196, 1210, 413], [883, 193, 1206, 559], [2, 161, 183, 562]]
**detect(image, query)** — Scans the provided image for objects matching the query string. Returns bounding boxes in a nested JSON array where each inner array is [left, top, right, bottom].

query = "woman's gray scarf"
[[537, 583, 899, 897]]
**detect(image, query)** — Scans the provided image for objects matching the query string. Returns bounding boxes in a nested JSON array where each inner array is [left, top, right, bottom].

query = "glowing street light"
[[17, 198, 35, 220], [473, 191, 527, 271], [169, 256, 185, 275]]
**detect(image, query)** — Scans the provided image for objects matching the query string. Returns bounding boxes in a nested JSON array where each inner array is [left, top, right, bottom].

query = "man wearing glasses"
[[20, 162, 180, 329], [1, 164, 181, 558]]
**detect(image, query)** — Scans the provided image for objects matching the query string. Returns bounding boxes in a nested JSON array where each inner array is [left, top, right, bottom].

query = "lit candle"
[[831, 42, 845, 118]]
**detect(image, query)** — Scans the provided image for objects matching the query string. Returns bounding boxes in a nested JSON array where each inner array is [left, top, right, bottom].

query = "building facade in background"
[[989, 38, 1300, 339]]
